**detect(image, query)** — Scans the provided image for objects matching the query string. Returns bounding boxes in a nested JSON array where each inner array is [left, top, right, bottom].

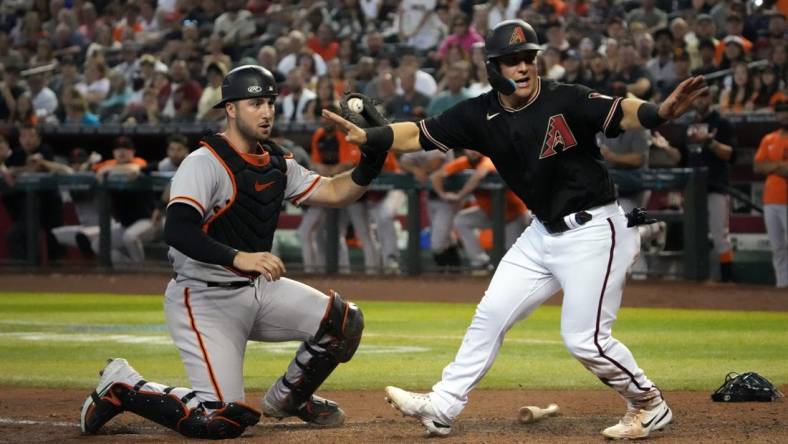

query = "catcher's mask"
[[213, 65, 278, 109], [485, 19, 541, 96]]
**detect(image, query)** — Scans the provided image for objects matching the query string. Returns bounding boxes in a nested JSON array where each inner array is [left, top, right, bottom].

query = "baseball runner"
[[753, 101, 788, 288], [325, 20, 706, 440], [79, 65, 390, 439]]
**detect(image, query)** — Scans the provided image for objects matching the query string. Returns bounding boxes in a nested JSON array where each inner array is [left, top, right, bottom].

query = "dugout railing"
[[3, 168, 710, 280]]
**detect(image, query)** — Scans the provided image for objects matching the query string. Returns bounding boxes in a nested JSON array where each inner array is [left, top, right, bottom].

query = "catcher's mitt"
[[711, 372, 784, 402], [339, 93, 390, 128]]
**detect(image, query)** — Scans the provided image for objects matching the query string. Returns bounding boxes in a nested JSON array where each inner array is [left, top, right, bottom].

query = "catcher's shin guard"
[[112, 383, 260, 439], [277, 291, 364, 410]]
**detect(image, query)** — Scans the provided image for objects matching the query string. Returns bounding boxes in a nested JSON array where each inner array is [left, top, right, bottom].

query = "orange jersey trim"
[[168, 195, 207, 215], [183, 288, 224, 402], [292, 176, 322, 205], [200, 140, 238, 233]]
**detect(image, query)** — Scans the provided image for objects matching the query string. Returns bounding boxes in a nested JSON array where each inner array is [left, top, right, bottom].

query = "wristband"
[[637, 102, 667, 129], [351, 163, 378, 186], [365, 126, 394, 153]]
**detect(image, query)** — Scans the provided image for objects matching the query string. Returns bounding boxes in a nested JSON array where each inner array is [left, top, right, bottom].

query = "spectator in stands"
[[85, 23, 118, 60], [438, 13, 483, 59], [337, 37, 359, 66], [754, 65, 786, 109], [2, 125, 67, 261], [0, 64, 25, 121], [386, 67, 430, 122], [196, 61, 226, 122], [626, 0, 668, 33], [367, 70, 398, 104], [91, 136, 155, 264], [427, 63, 469, 116], [691, 38, 719, 76], [543, 20, 570, 54], [715, 14, 753, 65], [277, 31, 312, 76], [9, 92, 37, 126], [585, 51, 613, 93], [541, 46, 565, 80], [687, 14, 719, 71], [719, 35, 749, 70], [432, 150, 529, 274], [560, 49, 586, 84], [77, 2, 102, 42], [76, 60, 110, 110], [771, 42, 787, 81], [30, 38, 55, 68], [611, 39, 653, 99], [114, 42, 141, 86], [256, 45, 286, 84], [304, 75, 338, 123], [720, 62, 757, 113], [329, 0, 366, 41], [49, 56, 82, 100], [756, 11, 786, 57], [160, 59, 202, 122], [11, 10, 45, 55], [659, 51, 692, 101], [24, 68, 58, 122], [647, 28, 677, 98], [64, 88, 100, 125], [308, 23, 339, 61], [0, 30, 24, 71], [0, 135, 14, 187], [112, 2, 143, 43], [122, 86, 168, 125], [51, 21, 85, 58], [280, 67, 316, 124], [203, 33, 232, 76], [213, 0, 256, 55], [670, 17, 690, 50], [680, 89, 737, 282], [398, 0, 446, 51], [296, 50, 320, 90], [98, 70, 131, 121], [753, 101, 788, 288]]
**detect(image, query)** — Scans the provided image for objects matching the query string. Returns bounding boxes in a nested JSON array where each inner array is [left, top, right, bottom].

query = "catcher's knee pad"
[[315, 290, 364, 362], [117, 383, 260, 439]]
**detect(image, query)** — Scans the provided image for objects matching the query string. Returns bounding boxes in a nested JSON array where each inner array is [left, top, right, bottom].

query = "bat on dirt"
[[518, 403, 560, 424]]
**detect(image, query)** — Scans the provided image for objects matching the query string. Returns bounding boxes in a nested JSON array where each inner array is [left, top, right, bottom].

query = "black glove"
[[339, 92, 390, 128], [341, 93, 392, 186], [625, 207, 657, 228]]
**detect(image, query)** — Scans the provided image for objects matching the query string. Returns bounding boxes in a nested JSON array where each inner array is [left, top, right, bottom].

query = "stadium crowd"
[[0, 0, 785, 285]]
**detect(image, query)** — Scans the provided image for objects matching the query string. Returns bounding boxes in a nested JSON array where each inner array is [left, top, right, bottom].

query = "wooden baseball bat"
[[518, 403, 560, 424]]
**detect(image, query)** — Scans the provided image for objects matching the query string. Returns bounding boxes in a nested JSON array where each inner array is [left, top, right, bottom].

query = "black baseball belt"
[[173, 274, 254, 288], [543, 211, 593, 234]]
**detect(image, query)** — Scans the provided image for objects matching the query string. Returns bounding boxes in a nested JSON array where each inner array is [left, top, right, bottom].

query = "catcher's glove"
[[339, 92, 390, 128], [711, 372, 784, 402], [625, 207, 657, 227]]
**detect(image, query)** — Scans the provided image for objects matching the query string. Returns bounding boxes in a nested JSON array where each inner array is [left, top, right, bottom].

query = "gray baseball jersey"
[[167, 147, 322, 282]]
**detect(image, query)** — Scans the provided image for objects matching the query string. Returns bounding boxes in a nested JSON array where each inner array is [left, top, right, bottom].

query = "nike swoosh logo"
[[254, 181, 275, 192], [641, 407, 669, 428], [486, 112, 500, 121]]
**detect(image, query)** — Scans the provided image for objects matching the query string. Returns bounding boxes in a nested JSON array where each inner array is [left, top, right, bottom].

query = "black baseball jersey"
[[418, 78, 624, 224]]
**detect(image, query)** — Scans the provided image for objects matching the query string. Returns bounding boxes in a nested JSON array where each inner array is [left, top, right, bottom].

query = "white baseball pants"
[[429, 203, 660, 423]]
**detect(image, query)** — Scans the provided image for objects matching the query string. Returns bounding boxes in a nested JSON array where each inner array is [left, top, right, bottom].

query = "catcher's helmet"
[[485, 20, 540, 95], [213, 65, 278, 109]]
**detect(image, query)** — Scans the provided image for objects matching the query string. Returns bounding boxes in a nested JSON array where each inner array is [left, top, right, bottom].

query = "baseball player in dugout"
[[325, 19, 707, 440], [80, 65, 383, 439]]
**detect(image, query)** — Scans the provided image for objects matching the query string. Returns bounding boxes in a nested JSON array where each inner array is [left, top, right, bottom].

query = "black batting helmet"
[[213, 65, 278, 109], [485, 20, 540, 95]]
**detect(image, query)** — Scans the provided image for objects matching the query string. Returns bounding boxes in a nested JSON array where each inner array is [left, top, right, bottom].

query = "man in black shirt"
[[679, 90, 736, 281], [326, 19, 706, 440]]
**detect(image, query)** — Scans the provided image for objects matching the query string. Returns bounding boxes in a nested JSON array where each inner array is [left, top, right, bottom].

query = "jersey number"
[[539, 114, 578, 159]]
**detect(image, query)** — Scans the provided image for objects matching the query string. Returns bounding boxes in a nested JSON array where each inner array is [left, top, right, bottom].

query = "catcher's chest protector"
[[201, 134, 287, 257]]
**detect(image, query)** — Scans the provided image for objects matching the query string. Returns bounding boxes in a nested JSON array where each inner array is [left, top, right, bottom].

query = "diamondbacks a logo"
[[539, 114, 578, 159], [509, 27, 526, 45]]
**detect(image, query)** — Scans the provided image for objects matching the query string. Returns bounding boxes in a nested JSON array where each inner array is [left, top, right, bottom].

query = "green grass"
[[0, 293, 785, 392]]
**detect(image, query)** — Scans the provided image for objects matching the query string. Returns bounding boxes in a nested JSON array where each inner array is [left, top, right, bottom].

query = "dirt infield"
[[1, 272, 786, 442]]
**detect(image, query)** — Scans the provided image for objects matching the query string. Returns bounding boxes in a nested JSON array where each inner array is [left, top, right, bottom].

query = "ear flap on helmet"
[[486, 60, 516, 96]]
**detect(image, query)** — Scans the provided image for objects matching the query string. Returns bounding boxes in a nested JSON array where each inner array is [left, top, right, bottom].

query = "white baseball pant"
[[764, 204, 788, 287]]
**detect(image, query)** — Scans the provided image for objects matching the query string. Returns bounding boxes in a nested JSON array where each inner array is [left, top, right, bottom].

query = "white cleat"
[[80, 358, 141, 434], [384, 386, 452, 437], [602, 399, 673, 440]]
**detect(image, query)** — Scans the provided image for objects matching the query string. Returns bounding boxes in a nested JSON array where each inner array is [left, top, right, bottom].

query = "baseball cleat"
[[384, 386, 452, 437], [261, 395, 346, 426], [601, 399, 672, 440], [80, 358, 140, 434]]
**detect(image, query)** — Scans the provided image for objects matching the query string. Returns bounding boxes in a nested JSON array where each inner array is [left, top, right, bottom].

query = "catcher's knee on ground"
[[110, 383, 260, 439]]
